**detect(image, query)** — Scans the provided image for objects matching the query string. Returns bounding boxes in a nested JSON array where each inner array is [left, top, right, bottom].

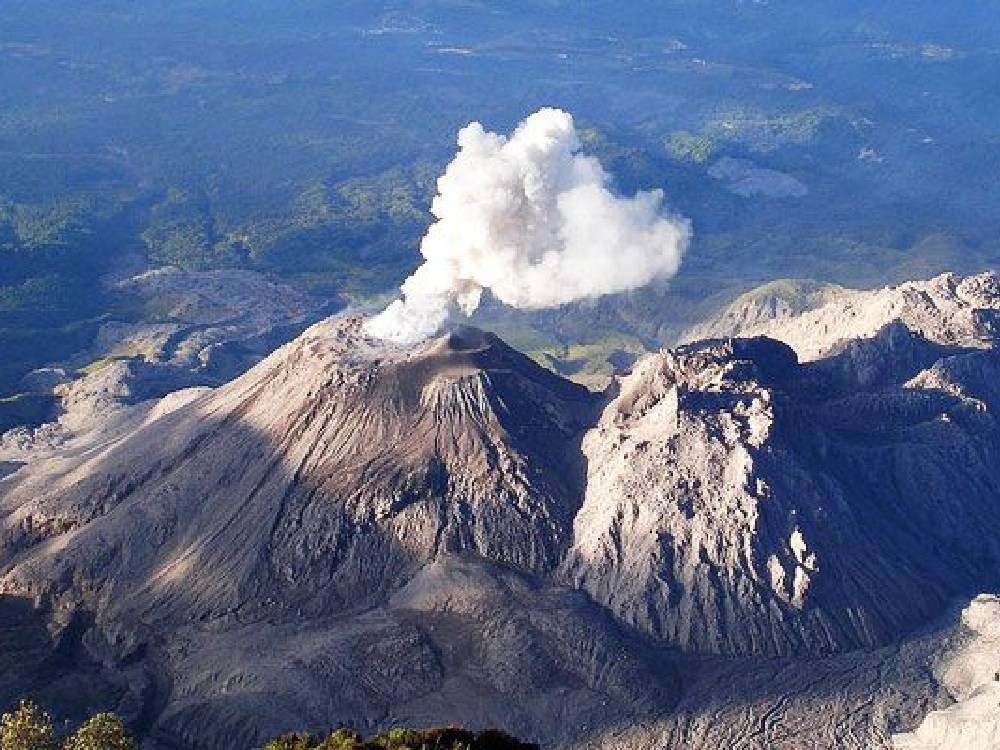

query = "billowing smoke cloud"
[[364, 107, 691, 344]]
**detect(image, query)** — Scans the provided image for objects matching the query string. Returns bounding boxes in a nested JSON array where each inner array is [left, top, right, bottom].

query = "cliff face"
[[2, 273, 1000, 747], [563, 332, 1000, 655]]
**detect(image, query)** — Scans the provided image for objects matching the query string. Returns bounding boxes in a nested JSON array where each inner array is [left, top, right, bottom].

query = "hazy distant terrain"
[[3, 0, 1000, 403], [5, 4, 1000, 747]]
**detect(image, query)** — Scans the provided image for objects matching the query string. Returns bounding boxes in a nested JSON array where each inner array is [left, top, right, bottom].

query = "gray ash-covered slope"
[[1, 317, 663, 748], [0, 318, 598, 626], [2, 273, 1000, 747], [682, 271, 1000, 361], [570, 271, 1000, 656], [565, 326, 1000, 655]]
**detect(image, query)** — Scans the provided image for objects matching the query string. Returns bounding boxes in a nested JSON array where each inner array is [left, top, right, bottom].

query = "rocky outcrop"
[[562, 332, 1000, 655], [683, 271, 1000, 361], [893, 595, 1000, 750]]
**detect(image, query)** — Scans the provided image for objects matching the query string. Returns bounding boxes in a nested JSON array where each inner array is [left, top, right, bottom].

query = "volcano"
[[3, 274, 1000, 748]]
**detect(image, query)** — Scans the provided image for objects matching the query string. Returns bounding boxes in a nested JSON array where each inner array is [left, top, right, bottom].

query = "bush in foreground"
[[62, 713, 136, 750], [0, 701, 537, 750], [0, 703, 136, 750], [0, 700, 56, 750], [262, 726, 540, 750]]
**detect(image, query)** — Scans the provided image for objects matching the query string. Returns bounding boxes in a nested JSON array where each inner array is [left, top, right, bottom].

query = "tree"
[[315, 729, 364, 750], [262, 733, 318, 750], [0, 700, 55, 750], [62, 713, 136, 750]]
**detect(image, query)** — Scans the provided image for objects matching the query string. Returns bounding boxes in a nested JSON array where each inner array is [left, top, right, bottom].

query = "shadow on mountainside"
[[1, 320, 999, 747], [0, 326, 623, 748], [0, 595, 129, 729]]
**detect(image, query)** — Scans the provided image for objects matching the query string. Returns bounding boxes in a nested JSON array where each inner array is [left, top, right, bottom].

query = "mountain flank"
[[2, 272, 1000, 747]]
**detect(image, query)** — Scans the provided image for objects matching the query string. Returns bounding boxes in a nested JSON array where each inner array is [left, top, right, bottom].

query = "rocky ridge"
[[1, 272, 1000, 747], [683, 271, 1000, 360], [564, 328, 1000, 655], [0, 265, 334, 459]]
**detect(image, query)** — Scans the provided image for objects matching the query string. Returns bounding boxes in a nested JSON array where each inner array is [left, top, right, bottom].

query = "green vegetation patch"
[[263, 726, 538, 750], [664, 130, 719, 163], [0, 702, 537, 750], [1, 702, 135, 750], [532, 332, 648, 389], [77, 356, 124, 376]]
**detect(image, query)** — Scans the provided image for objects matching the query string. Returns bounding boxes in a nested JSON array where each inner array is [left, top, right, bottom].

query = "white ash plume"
[[365, 107, 692, 344]]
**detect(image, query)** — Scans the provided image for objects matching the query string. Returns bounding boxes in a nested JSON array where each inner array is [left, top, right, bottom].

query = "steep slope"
[[562, 330, 1000, 655], [0, 317, 597, 629]]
